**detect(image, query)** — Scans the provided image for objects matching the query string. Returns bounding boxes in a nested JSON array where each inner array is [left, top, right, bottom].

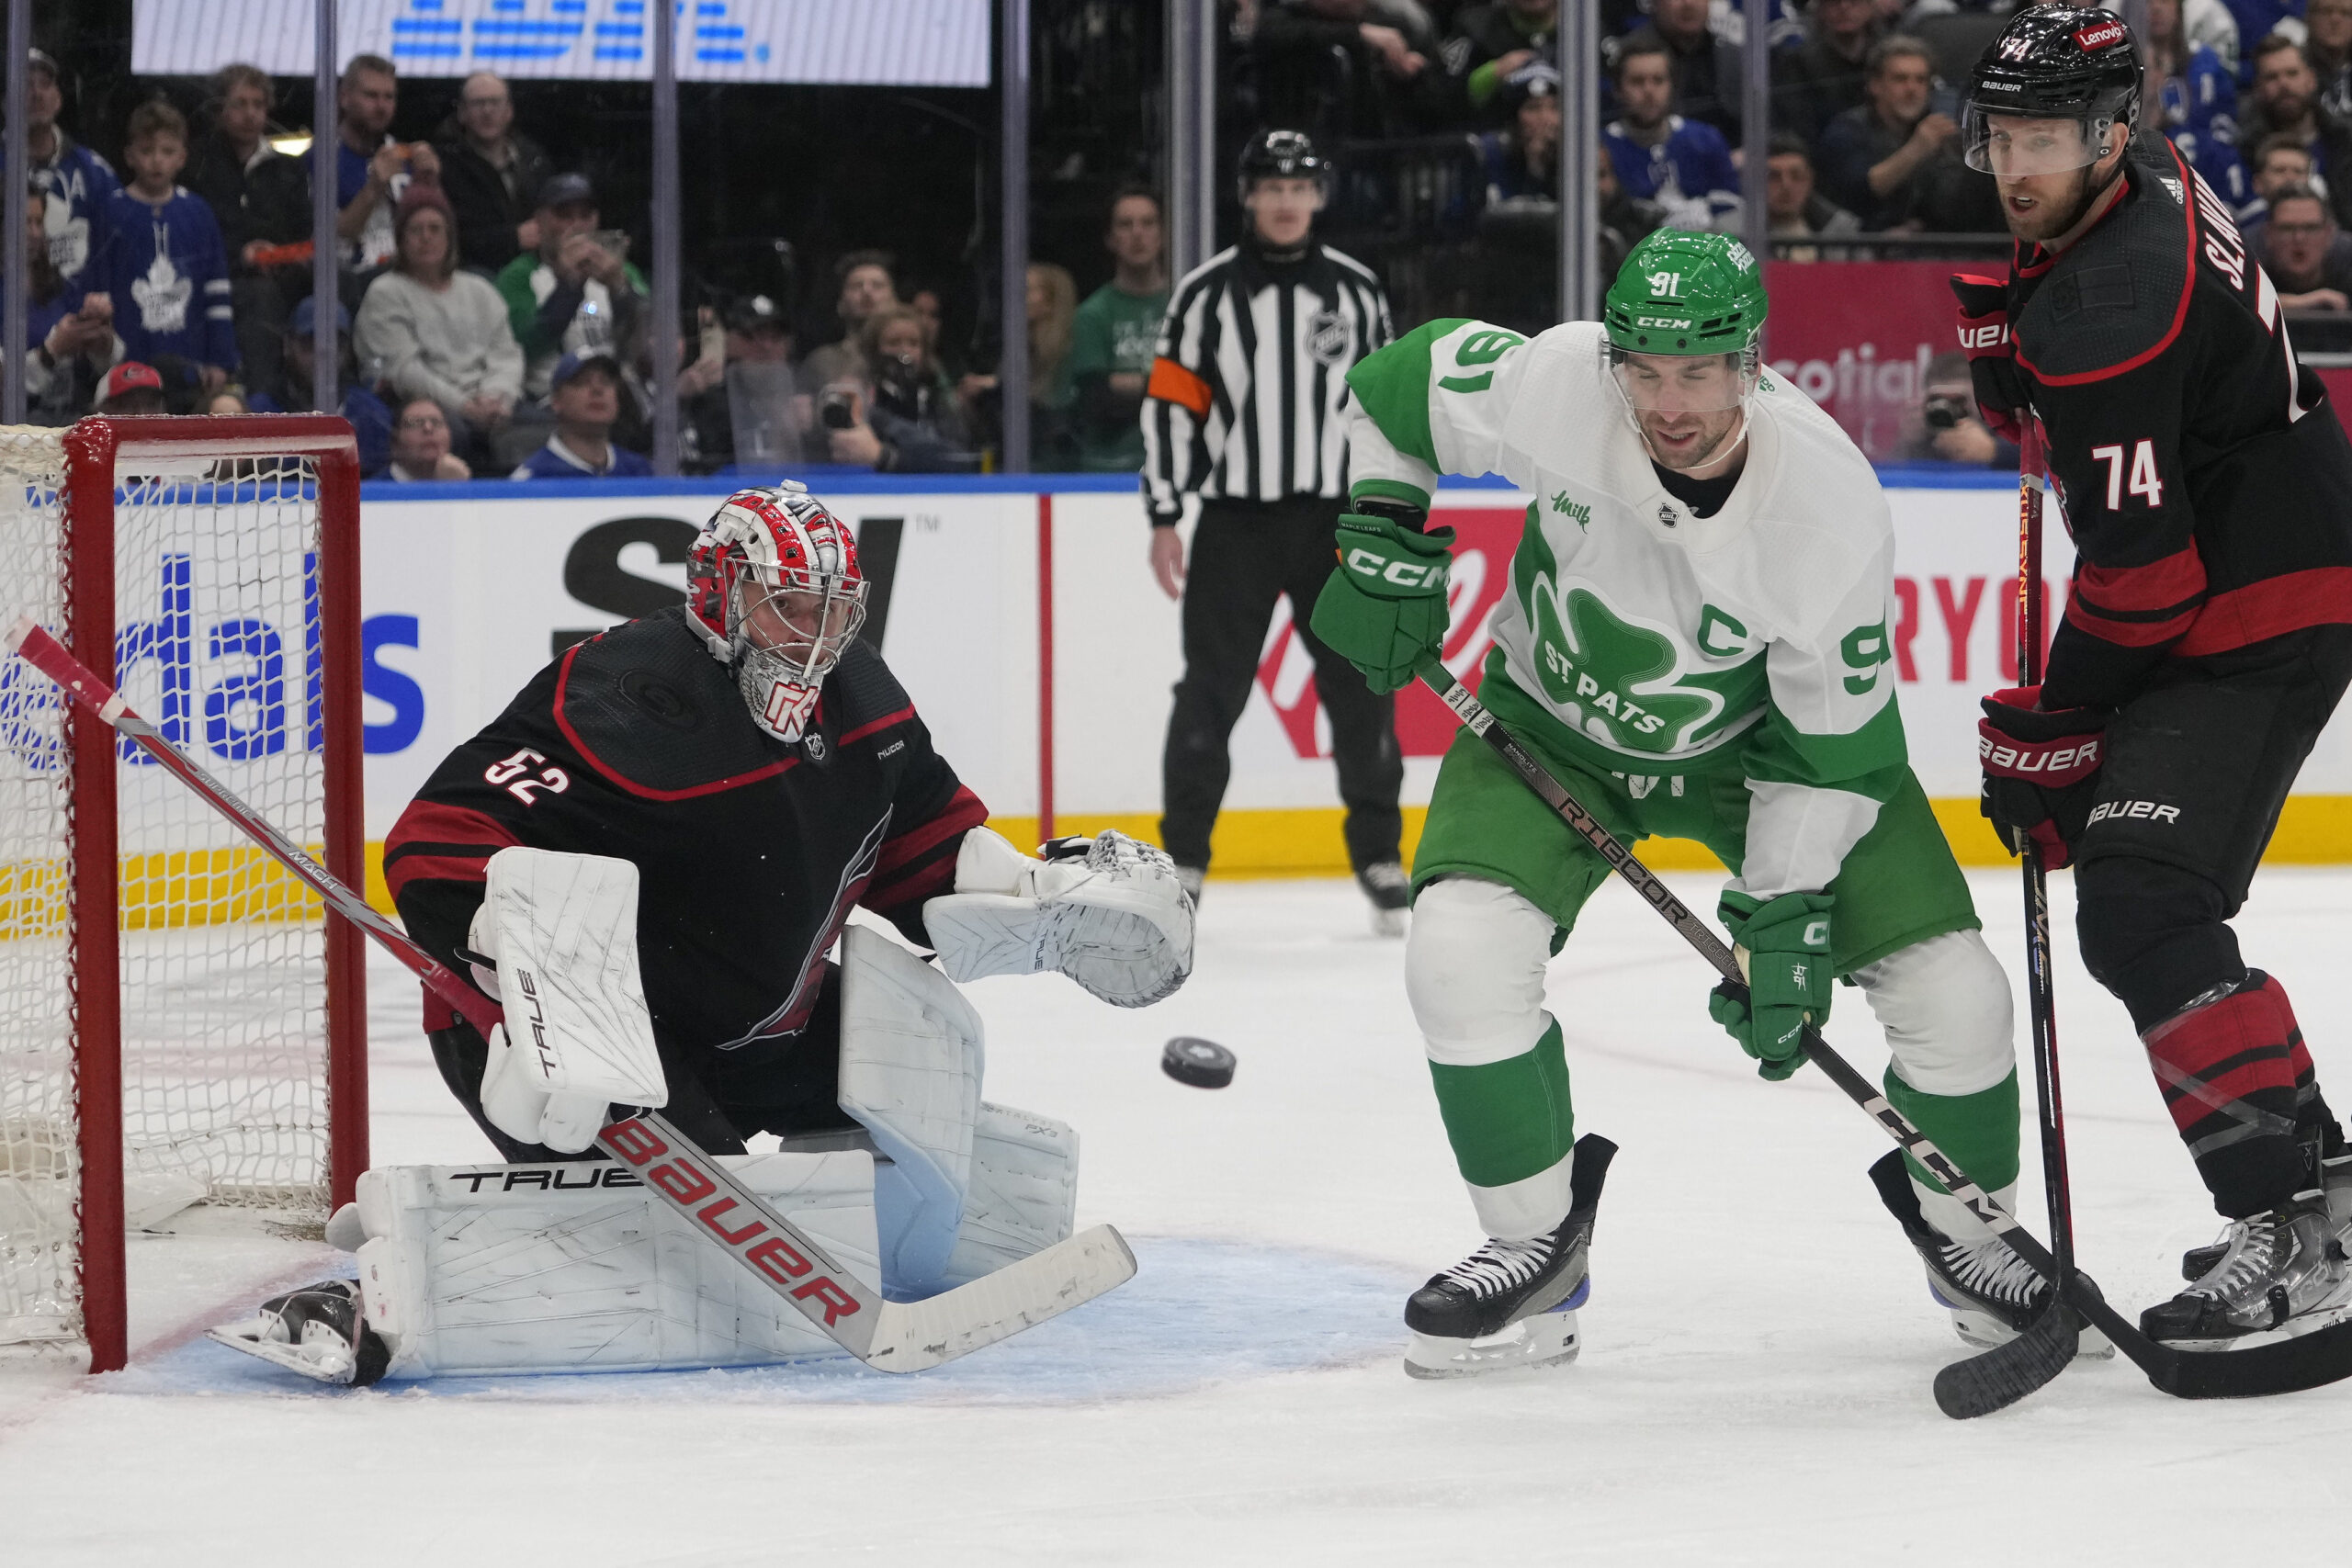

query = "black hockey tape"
[[1161, 1036, 1237, 1089]]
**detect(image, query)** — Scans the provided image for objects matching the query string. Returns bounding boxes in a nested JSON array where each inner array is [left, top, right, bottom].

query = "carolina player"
[[1957, 7, 2352, 1343], [1309, 231, 2047, 1376], [213, 483, 1193, 1383]]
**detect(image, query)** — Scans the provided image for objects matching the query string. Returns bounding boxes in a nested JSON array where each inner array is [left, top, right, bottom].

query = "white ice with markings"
[[4, 870, 2349, 1562]]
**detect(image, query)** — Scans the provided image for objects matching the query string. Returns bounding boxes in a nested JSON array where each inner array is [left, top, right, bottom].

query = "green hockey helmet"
[[1602, 231, 1767, 356]]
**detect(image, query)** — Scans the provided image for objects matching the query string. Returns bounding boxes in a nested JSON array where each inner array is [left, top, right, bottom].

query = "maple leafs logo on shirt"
[[130, 228, 191, 336]]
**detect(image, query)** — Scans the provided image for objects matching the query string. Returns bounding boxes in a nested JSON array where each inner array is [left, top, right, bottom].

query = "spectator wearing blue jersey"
[[1603, 35, 1739, 232], [308, 53, 440, 274], [1477, 62, 1563, 202], [8, 182, 121, 423], [512, 352, 651, 479], [2147, 0, 2256, 217], [95, 100, 236, 406], [246, 298, 395, 478], [2223, 1, 2301, 82], [24, 48, 119, 293]]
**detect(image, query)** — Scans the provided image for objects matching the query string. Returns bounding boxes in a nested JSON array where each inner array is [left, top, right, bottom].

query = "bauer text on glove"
[[1978, 684, 2104, 872]]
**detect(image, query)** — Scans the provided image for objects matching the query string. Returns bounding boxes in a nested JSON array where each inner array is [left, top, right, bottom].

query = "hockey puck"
[[1161, 1036, 1236, 1089]]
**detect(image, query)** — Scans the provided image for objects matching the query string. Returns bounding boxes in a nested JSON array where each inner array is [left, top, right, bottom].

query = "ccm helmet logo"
[[1636, 315, 1693, 329], [1346, 547, 1446, 589], [2073, 20, 2128, 51]]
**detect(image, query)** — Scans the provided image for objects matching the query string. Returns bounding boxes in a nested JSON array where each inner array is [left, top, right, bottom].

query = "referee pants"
[[1159, 497, 1404, 874]]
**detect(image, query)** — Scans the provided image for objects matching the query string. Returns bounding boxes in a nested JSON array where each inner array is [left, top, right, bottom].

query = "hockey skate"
[[2143, 1189, 2352, 1348], [207, 1279, 390, 1386], [1357, 862, 1409, 938], [1868, 1151, 2113, 1359], [2179, 1151, 2352, 1280], [1403, 1134, 1615, 1379]]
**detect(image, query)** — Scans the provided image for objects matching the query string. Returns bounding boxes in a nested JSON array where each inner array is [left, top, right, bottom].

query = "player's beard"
[[2000, 161, 2121, 247], [1635, 403, 1747, 474]]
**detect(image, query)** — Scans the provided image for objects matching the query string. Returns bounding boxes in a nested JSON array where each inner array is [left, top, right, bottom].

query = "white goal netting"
[[1, 427, 337, 1348]]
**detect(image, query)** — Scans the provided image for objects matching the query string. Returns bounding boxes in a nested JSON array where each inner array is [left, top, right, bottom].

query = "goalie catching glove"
[[924, 829, 1193, 1007], [1707, 889, 1834, 1081]]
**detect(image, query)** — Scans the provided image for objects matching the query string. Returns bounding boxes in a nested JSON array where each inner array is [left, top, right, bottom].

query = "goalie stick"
[[5, 615, 1136, 1373], [1410, 651, 2352, 1411]]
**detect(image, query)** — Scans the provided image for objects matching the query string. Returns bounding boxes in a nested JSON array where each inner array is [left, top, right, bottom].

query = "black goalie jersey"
[[385, 608, 987, 1066], [2006, 141, 2352, 711]]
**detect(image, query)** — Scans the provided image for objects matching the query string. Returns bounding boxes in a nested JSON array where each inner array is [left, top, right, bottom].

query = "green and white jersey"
[[1346, 318, 1906, 900]]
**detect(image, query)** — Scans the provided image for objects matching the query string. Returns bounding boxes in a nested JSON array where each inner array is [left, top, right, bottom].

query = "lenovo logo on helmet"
[[1636, 315, 1693, 329], [2073, 19, 2128, 51]]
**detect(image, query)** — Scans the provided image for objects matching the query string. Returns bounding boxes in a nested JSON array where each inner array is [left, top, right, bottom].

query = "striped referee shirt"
[[1140, 238, 1394, 524]]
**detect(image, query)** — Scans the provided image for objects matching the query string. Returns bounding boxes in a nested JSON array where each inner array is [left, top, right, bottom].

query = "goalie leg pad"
[[341, 1153, 881, 1379], [836, 924, 984, 1299], [942, 1102, 1080, 1287]]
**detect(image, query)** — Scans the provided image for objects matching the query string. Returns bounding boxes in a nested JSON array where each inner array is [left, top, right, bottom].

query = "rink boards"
[[330, 470, 2352, 898]]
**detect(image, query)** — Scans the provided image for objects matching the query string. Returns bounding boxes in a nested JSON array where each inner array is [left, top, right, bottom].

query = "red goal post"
[[0, 414, 365, 1373]]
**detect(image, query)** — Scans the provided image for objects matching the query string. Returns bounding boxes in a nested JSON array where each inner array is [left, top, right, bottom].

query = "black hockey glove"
[[1978, 685, 2105, 871], [1950, 274, 2027, 446]]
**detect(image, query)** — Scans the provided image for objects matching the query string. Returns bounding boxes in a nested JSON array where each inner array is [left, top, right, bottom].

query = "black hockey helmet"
[[1237, 129, 1330, 203], [1962, 6, 2142, 176]]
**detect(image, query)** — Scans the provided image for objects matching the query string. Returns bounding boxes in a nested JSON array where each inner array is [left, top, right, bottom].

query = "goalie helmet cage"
[[0, 415, 366, 1373]]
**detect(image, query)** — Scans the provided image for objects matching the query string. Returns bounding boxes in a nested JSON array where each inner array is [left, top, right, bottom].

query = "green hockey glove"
[[1307, 512, 1455, 695], [1707, 889, 1835, 1082]]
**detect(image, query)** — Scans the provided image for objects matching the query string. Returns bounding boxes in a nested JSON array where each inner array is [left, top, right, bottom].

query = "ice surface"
[[4, 870, 2351, 1563]]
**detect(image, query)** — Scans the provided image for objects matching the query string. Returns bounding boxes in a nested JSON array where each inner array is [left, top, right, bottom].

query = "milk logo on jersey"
[[1551, 491, 1591, 530], [1306, 309, 1351, 366], [131, 222, 193, 335]]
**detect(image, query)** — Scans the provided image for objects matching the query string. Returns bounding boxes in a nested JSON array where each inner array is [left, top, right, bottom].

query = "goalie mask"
[[687, 483, 867, 743]]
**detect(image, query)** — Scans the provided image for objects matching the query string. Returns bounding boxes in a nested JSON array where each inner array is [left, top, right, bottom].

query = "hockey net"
[[0, 416, 365, 1370]]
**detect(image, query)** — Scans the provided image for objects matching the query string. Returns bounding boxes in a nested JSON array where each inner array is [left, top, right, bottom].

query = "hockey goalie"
[[210, 482, 1193, 1384]]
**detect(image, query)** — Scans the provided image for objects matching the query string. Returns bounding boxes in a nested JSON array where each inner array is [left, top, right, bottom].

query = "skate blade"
[[1942, 1302, 2115, 1359], [2163, 1291, 2352, 1353], [1403, 1308, 1579, 1380]]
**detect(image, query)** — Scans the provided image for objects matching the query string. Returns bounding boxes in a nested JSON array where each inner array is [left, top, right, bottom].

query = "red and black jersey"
[[2007, 142, 2352, 711], [385, 607, 986, 1063]]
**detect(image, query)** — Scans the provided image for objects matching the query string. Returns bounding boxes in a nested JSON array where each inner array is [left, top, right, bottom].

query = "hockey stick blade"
[[1412, 655, 2352, 1408], [1933, 1297, 2080, 1419], [7, 618, 1138, 1373]]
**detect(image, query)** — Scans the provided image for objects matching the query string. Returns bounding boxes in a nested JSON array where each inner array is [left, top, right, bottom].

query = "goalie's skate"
[[207, 1279, 390, 1386], [2143, 1190, 2352, 1349], [1403, 1134, 1614, 1380], [1869, 1152, 2113, 1359]]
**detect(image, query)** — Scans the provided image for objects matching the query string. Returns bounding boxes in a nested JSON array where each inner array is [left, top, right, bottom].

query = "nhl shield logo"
[[1307, 310, 1351, 366], [804, 729, 830, 763]]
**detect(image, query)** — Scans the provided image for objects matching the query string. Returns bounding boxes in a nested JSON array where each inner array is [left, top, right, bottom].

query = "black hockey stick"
[[1411, 652, 2352, 1407], [5, 615, 1136, 1372], [1935, 423, 2087, 1416]]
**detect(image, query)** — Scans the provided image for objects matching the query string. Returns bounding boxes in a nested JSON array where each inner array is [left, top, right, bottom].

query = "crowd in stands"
[[25, 6, 2352, 478]]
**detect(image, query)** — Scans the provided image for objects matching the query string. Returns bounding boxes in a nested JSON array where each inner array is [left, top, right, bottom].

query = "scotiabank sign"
[[1763, 259, 1957, 462]]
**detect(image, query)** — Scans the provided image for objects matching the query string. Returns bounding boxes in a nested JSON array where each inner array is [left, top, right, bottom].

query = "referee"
[[1142, 129, 1408, 933]]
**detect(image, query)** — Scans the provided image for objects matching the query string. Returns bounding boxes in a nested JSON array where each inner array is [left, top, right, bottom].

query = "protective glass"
[[734, 569, 868, 686], [1606, 346, 1755, 414], [1962, 107, 2121, 176]]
